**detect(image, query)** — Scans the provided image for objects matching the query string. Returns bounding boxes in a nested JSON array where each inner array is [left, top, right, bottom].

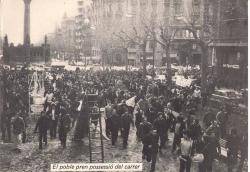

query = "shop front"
[[210, 43, 247, 89]]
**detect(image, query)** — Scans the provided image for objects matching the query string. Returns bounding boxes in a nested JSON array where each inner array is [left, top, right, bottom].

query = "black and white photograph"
[[0, 0, 248, 171]]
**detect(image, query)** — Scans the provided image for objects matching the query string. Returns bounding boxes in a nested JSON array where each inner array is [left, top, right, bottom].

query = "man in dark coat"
[[190, 119, 202, 144], [11, 112, 25, 151], [121, 107, 133, 148], [142, 128, 159, 172], [135, 109, 143, 139], [34, 111, 50, 149], [227, 128, 239, 172], [139, 116, 153, 159], [110, 108, 120, 145], [104, 100, 113, 138], [58, 108, 71, 148], [146, 107, 157, 124], [153, 112, 169, 151], [172, 115, 185, 154], [47, 103, 59, 139], [201, 133, 220, 172]]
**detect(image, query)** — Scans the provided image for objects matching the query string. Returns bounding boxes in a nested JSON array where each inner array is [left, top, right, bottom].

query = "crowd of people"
[[0, 66, 247, 172], [0, 66, 28, 150]]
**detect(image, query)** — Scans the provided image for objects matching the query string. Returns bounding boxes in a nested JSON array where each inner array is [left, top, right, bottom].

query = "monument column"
[[23, 0, 31, 45]]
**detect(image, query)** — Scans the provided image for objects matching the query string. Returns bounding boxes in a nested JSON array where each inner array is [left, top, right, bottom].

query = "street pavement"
[[0, 125, 232, 172]]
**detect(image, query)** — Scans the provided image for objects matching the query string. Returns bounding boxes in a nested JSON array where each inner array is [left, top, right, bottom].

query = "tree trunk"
[[142, 41, 147, 77], [125, 48, 128, 71], [152, 40, 156, 70], [201, 43, 208, 95], [165, 47, 172, 87]]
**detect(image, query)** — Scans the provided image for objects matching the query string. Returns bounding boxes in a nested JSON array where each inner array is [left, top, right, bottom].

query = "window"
[[207, 4, 213, 23], [164, 0, 170, 5], [78, 1, 83, 6], [116, 3, 123, 18], [131, 0, 137, 6], [107, 4, 113, 17], [140, 0, 148, 7], [129, 42, 136, 48], [149, 41, 155, 49], [78, 8, 83, 13], [193, 4, 200, 16], [151, 0, 157, 6], [193, 0, 200, 5], [174, 0, 182, 16]]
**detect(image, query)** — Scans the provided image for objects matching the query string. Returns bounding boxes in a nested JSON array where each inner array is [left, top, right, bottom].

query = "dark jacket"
[[58, 114, 71, 133], [121, 112, 133, 130], [153, 116, 169, 135], [139, 121, 153, 140], [34, 115, 50, 133], [110, 113, 121, 131], [143, 131, 159, 153], [190, 123, 202, 140], [12, 116, 25, 135], [203, 135, 220, 159]]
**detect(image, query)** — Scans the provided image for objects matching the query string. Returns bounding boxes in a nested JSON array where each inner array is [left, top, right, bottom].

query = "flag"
[[126, 96, 136, 107]]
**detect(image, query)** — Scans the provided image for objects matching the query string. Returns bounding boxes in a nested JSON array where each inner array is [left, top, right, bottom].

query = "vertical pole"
[[23, 0, 31, 45], [152, 40, 156, 71]]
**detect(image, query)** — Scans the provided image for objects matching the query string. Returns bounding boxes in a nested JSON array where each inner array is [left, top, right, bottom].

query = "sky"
[[1, 0, 90, 44]]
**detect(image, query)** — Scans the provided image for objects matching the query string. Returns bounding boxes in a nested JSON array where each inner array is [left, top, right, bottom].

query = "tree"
[[143, 21, 177, 85], [176, 0, 216, 94], [116, 26, 150, 76], [177, 42, 193, 65], [112, 33, 129, 71]]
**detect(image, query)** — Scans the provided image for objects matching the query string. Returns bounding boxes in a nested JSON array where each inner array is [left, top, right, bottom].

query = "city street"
[[0, 0, 248, 172], [0, 125, 229, 172]]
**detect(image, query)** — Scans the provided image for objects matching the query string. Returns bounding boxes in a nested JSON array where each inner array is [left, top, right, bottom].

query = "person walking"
[[140, 116, 153, 159], [121, 107, 133, 148], [11, 112, 25, 152], [135, 109, 143, 139], [200, 132, 220, 172], [34, 111, 50, 150], [172, 116, 185, 154], [110, 107, 120, 146], [142, 128, 159, 172], [104, 100, 113, 138], [179, 130, 194, 172], [153, 112, 169, 151], [48, 103, 59, 139], [190, 119, 202, 147], [58, 108, 71, 148]]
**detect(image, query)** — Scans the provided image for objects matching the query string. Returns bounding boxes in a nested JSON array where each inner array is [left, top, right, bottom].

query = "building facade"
[[208, 0, 248, 88], [90, 0, 205, 67], [61, 14, 76, 54], [47, 13, 76, 61], [0, 0, 3, 59], [75, 0, 85, 58], [75, 0, 97, 63]]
